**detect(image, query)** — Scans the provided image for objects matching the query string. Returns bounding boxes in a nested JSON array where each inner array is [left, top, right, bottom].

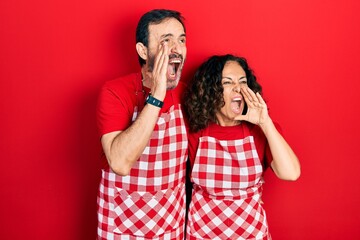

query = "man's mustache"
[[147, 53, 184, 72], [169, 53, 183, 61]]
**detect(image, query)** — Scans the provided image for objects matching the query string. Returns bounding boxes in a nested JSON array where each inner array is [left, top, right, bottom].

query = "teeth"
[[169, 59, 181, 64], [232, 97, 242, 101]]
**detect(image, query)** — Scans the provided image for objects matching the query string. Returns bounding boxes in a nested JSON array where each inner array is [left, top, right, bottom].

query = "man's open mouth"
[[168, 54, 182, 78]]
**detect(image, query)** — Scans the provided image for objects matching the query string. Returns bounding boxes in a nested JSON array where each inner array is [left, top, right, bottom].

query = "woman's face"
[[215, 60, 247, 126]]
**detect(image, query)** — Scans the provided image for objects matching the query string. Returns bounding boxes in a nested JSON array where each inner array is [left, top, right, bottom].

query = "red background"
[[1, 1, 360, 239]]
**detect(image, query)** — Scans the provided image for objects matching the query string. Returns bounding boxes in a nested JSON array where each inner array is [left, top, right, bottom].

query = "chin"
[[166, 78, 180, 90], [166, 82, 178, 90]]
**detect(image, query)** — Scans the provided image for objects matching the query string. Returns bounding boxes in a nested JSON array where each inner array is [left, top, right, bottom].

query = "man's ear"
[[136, 42, 147, 61]]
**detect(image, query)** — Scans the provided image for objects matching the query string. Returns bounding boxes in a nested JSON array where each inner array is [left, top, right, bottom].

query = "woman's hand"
[[235, 86, 269, 126]]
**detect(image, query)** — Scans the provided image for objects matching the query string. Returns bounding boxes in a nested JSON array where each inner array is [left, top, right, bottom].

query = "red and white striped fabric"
[[97, 105, 188, 240], [187, 124, 271, 240]]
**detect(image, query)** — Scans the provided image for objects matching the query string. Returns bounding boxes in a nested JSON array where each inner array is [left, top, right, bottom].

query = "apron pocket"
[[189, 191, 268, 239], [112, 183, 185, 237]]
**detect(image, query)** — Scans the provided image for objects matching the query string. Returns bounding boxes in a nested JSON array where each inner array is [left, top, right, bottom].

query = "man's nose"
[[169, 40, 182, 54]]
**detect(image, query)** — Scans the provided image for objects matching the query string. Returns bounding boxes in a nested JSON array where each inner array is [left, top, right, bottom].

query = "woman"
[[184, 54, 300, 239]]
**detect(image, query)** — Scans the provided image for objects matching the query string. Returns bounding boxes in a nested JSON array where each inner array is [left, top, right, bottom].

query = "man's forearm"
[[102, 104, 162, 176]]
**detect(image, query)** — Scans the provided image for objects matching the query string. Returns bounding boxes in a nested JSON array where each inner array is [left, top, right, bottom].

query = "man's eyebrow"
[[160, 33, 186, 38], [160, 33, 174, 38], [239, 76, 247, 80]]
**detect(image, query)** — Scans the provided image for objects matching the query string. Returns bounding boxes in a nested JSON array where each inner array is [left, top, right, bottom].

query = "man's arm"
[[101, 103, 161, 176], [101, 43, 169, 176]]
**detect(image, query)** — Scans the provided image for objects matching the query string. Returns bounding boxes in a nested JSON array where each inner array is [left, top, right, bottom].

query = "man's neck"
[[141, 67, 152, 89]]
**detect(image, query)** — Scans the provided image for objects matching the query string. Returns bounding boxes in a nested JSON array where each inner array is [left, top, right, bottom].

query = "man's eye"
[[180, 38, 186, 44], [161, 39, 170, 44]]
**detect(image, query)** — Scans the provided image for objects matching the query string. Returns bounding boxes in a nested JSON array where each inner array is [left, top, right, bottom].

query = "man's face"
[[146, 18, 187, 90]]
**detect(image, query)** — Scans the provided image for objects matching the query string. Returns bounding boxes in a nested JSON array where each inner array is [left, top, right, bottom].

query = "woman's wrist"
[[259, 117, 275, 136]]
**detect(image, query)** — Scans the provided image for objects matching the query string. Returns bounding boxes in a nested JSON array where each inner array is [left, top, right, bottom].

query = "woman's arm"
[[237, 87, 301, 180]]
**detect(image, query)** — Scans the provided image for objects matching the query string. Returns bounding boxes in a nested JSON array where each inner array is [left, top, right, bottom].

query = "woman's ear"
[[136, 42, 147, 61]]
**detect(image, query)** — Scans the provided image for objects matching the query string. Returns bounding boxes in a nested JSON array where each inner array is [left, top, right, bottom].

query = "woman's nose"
[[233, 84, 241, 93]]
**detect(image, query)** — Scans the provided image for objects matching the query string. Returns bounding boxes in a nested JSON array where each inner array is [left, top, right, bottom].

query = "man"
[[96, 9, 188, 239]]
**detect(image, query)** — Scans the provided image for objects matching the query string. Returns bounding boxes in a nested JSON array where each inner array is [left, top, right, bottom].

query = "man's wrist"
[[145, 94, 164, 108]]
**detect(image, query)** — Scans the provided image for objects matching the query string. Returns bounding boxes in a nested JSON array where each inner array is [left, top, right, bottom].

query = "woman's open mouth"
[[231, 96, 243, 114]]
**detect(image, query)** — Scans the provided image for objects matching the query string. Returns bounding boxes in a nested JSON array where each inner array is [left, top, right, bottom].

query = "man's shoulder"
[[102, 72, 141, 91]]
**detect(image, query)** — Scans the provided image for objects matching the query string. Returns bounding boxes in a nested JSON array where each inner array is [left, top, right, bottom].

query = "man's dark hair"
[[136, 9, 186, 66]]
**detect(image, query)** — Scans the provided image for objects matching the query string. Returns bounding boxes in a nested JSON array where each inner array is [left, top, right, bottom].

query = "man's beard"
[[147, 53, 156, 73], [146, 51, 184, 89]]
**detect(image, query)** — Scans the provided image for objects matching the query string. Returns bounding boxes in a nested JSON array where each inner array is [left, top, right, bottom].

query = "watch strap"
[[145, 94, 164, 108]]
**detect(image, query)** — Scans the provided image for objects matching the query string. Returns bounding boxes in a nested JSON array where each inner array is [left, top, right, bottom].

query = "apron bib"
[[97, 77, 188, 240], [187, 124, 271, 240]]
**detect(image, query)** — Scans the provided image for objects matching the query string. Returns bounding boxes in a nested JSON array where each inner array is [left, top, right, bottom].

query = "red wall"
[[1, 1, 360, 239]]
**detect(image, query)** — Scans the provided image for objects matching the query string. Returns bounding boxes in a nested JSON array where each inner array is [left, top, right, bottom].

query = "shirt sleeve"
[[96, 82, 132, 137]]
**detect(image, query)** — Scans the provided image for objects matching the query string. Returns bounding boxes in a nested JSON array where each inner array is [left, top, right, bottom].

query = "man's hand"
[[148, 42, 169, 101]]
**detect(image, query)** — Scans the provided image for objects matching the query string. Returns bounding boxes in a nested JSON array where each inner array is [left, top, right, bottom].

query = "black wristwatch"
[[145, 94, 164, 108]]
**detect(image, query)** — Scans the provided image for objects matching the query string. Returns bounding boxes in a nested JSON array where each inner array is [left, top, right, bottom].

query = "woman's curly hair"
[[184, 54, 262, 132]]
